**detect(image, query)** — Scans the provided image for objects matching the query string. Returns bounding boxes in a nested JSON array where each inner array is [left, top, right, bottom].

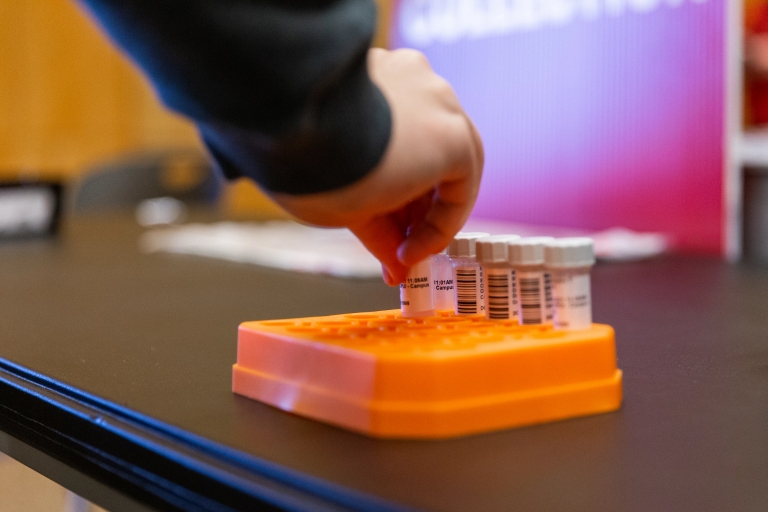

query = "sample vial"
[[400, 257, 435, 318], [476, 235, 520, 320], [447, 232, 489, 316], [432, 250, 454, 312], [508, 237, 554, 325], [545, 238, 595, 330]]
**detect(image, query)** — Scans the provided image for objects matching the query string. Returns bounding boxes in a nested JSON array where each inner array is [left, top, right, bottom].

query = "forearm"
[[79, 0, 392, 194]]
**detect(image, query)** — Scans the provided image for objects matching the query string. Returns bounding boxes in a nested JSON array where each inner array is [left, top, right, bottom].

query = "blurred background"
[[391, 0, 736, 258], [0, 0, 304, 221], [0, 0, 763, 508], [0, 1, 752, 253], [1, 0, 755, 259]]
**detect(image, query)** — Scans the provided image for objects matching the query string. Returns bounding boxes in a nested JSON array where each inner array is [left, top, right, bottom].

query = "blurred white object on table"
[[140, 219, 669, 279]]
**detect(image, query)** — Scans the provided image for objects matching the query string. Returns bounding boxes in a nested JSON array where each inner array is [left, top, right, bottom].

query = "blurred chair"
[[73, 149, 221, 212]]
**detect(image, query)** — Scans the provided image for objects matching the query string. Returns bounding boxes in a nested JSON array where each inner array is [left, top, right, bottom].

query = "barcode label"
[[400, 258, 434, 316], [519, 274, 544, 324], [487, 271, 510, 319], [543, 272, 553, 322], [455, 267, 479, 314], [550, 272, 592, 329]]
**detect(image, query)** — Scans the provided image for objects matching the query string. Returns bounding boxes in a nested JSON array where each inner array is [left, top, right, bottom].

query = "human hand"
[[270, 47, 483, 285]]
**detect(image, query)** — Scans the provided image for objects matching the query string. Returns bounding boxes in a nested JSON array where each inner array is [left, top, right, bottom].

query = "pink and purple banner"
[[391, 0, 725, 253]]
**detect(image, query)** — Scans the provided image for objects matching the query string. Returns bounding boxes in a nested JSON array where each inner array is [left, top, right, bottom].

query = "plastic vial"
[[476, 235, 520, 320], [400, 257, 435, 318], [544, 238, 595, 330], [447, 232, 489, 316], [508, 237, 554, 325], [432, 250, 454, 312]]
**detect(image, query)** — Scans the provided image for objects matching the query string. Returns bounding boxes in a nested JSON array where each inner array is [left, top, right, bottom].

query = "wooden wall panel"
[[0, 0, 392, 216], [0, 0, 199, 180]]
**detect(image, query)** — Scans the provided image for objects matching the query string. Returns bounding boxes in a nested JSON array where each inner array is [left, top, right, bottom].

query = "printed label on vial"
[[485, 268, 515, 320], [432, 259, 455, 311], [543, 272, 554, 323], [479, 267, 485, 312], [400, 259, 434, 316], [455, 266, 482, 315], [551, 272, 591, 329], [510, 269, 517, 318], [517, 270, 548, 324], [433, 277, 454, 310]]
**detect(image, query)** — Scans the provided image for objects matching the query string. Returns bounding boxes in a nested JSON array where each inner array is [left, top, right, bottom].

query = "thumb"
[[349, 215, 410, 285]]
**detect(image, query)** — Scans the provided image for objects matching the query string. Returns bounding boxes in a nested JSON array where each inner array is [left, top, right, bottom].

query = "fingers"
[[466, 116, 485, 176], [348, 215, 409, 285], [397, 179, 472, 266], [398, 115, 483, 267]]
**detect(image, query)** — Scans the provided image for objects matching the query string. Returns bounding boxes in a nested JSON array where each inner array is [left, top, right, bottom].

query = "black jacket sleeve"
[[79, 0, 392, 195]]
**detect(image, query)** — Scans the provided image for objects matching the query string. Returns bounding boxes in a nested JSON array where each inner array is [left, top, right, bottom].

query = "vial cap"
[[544, 238, 596, 268], [476, 235, 520, 263], [508, 237, 555, 265], [447, 232, 490, 258]]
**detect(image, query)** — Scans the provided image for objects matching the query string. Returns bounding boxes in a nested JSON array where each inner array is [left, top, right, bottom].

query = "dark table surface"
[[0, 213, 767, 512]]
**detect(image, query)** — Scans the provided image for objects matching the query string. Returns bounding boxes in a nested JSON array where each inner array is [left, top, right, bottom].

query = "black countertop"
[[0, 213, 766, 511]]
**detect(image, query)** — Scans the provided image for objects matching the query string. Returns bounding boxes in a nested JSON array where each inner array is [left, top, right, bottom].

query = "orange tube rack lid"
[[232, 310, 622, 438]]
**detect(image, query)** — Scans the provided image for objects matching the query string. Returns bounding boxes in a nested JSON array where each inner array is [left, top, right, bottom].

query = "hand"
[[270, 48, 483, 285]]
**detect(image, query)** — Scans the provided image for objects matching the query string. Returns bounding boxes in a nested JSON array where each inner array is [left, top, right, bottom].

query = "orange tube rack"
[[233, 310, 622, 438]]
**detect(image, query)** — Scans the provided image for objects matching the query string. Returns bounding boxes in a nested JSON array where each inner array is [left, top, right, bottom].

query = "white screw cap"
[[476, 235, 520, 263], [447, 232, 490, 258], [544, 238, 596, 268], [508, 237, 555, 266]]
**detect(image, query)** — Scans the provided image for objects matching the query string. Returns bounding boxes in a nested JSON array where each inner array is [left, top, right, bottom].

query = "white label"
[[454, 265, 484, 315], [551, 272, 592, 330], [516, 270, 553, 325], [484, 267, 517, 320], [432, 256, 455, 311], [400, 258, 434, 317], [0, 187, 55, 235]]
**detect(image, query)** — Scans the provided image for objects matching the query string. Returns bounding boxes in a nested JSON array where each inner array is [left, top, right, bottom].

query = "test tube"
[[508, 237, 554, 325], [544, 238, 595, 330], [447, 232, 489, 316], [432, 249, 454, 312], [400, 257, 435, 318], [476, 235, 520, 320]]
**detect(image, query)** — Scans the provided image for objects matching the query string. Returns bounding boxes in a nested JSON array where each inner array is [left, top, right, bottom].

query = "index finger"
[[397, 116, 483, 266]]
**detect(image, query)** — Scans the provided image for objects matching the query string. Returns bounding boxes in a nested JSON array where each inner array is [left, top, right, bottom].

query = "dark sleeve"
[[78, 0, 392, 195]]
